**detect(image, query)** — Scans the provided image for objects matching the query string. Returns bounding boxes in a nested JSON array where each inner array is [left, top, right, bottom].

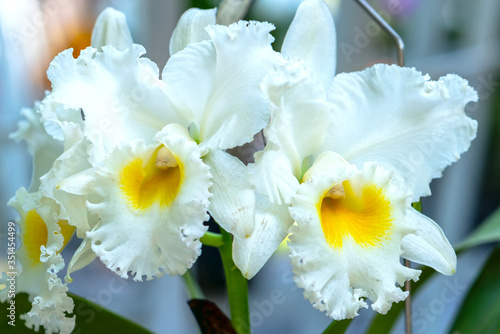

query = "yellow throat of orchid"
[[120, 145, 182, 211], [318, 181, 393, 249], [25, 210, 75, 267]]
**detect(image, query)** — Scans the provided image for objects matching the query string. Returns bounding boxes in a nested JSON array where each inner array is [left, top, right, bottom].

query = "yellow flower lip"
[[25, 210, 48, 267], [319, 180, 393, 249], [24, 210, 75, 267], [120, 145, 182, 211]]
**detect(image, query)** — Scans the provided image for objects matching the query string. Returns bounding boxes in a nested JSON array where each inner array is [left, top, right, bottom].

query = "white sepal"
[[249, 149, 300, 205], [401, 209, 457, 275], [250, 59, 328, 205], [232, 193, 291, 279], [204, 150, 255, 239], [65, 235, 98, 283], [281, 0, 336, 91]]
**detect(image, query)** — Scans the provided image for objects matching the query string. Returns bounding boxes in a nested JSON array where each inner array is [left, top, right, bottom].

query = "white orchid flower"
[[289, 63, 477, 319], [1, 189, 75, 334], [3, 97, 81, 332], [42, 7, 280, 281], [235, 0, 478, 319]]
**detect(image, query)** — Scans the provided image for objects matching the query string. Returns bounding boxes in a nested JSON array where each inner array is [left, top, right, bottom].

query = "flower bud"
[[91, 8, 133, 51]]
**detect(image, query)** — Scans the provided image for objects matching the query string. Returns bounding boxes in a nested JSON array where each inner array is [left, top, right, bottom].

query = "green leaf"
[[189, 0, 219, 10], [1, 293, 36, 332], [455, 206, 500, 252], [322, 319, 352, 334], [450, 247, 500, 334], [1, 292, 151, 333]]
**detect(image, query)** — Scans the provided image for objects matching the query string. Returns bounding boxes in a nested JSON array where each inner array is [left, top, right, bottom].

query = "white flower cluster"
[[2, 0, 478, 332]]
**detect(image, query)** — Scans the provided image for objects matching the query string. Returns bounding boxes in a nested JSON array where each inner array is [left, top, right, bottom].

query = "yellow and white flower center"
[[24, 210, 74, 267], [318, 181, 393, 249], [120, 145, 182, 210]]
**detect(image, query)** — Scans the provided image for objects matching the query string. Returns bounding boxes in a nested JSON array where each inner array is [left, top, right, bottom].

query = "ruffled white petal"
[[232, 193, 291, 279], [203, 150, 255, 239], [91, 7, 134, 52], [21, 272, 75, 334], [37, 98, 93, 238], [281, 0, 336, 91], [39, 93, 85, 148], [401, 209, 457, 275], [262, 59, 329, 168], [163, 21, 279, 151], [47, 44, 189, 163], [249, 59, 329, 204], [289, 156, 422, 319], [2, 188, 75, 334], [40, 140, 93, 237], [323, 64, 478, 200], [10, 102, 63, 192], [79, 124, 211, 280], [169, 8, 217, 55]]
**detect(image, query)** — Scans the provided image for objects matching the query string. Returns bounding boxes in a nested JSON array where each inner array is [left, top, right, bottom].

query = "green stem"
[[219, 228, 250, 334], [200, 231, 224, 247], [182, 270, 205, 299]]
